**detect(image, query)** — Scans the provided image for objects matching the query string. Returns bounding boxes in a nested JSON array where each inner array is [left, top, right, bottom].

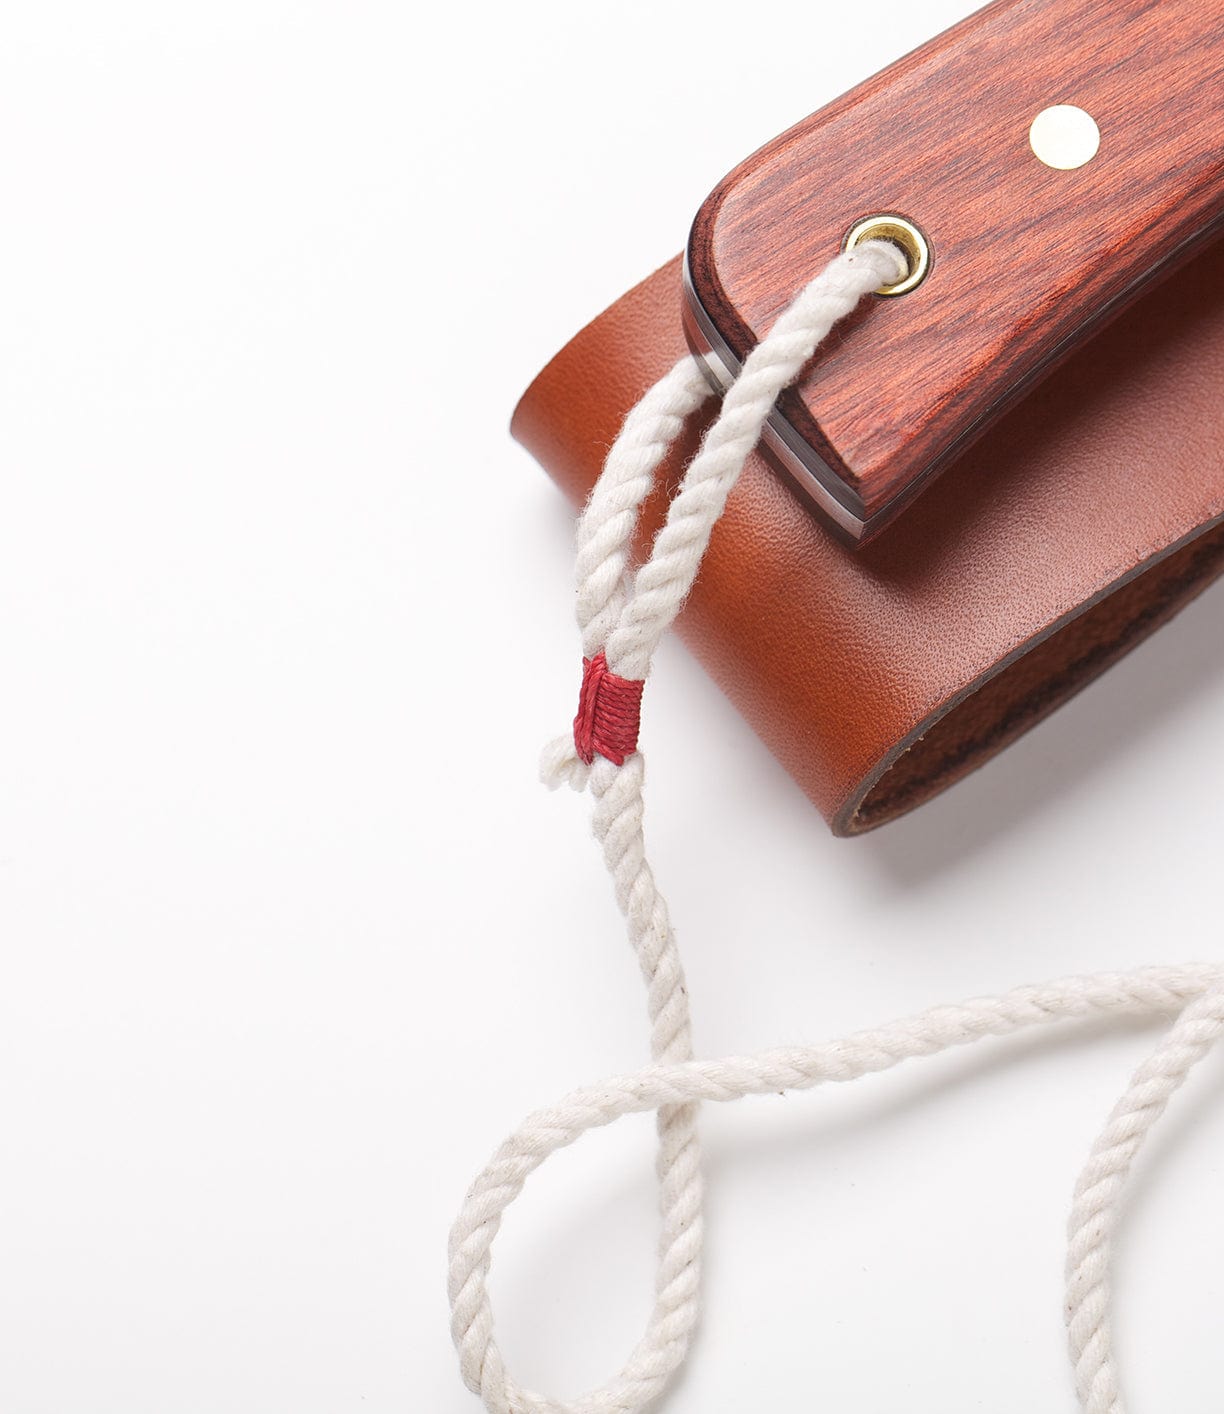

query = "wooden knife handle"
[[685, 0, 1224, 543]]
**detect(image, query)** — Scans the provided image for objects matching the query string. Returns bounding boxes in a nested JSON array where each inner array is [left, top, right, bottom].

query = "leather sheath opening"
[[844, 521, 1224, 834]]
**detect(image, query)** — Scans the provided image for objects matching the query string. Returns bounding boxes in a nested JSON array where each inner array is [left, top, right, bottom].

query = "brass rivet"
[[843, 214, 930, 297], [1029, 104, 1100, 170]]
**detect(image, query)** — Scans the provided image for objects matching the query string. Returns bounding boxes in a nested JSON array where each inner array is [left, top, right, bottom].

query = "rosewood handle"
[[685, 0, 1224, 543]]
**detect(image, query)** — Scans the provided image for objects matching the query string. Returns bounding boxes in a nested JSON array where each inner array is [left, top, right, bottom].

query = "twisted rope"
[[449, 241, 1224, 1413]]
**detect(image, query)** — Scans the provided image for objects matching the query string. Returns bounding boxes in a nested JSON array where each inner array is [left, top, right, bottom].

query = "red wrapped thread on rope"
[[572, 652, 645, 766]]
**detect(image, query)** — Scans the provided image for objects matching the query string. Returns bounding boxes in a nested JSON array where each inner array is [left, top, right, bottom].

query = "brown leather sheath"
[[512, 247, 1224, 834]]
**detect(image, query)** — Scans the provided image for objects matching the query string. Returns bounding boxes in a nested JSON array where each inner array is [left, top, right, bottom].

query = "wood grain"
[[685, 0, 1224, 541]]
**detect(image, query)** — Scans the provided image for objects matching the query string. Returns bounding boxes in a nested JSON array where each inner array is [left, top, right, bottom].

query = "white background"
[[1, 2, 1222, 1411]]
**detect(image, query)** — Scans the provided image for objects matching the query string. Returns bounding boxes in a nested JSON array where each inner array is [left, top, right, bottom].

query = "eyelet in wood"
[[843, 215, 931, 297]]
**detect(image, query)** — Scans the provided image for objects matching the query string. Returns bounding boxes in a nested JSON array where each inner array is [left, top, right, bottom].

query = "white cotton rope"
[[448, 241, 1224, 1414]]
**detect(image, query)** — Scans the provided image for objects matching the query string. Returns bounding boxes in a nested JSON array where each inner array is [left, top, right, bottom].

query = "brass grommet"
[[843, 214, 931, 296]]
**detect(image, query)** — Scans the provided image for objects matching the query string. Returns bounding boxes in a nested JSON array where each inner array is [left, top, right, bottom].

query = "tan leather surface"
[[512, 250, 1224, 834]]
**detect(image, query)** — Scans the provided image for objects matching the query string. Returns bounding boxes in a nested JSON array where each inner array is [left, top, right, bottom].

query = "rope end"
[[540, 735, 591, 792]]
